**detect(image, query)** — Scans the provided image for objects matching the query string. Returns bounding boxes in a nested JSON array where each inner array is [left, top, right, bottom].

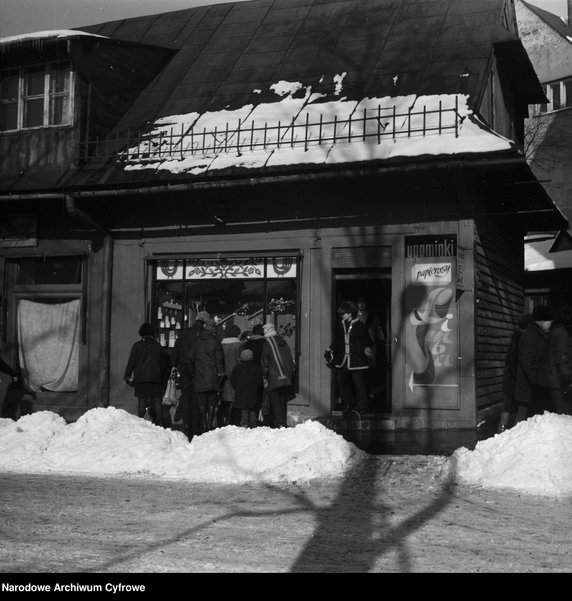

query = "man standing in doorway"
[[329, 301, 373, 417]]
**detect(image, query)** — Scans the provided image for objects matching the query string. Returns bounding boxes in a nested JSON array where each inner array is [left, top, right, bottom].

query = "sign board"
[[403, 235, 459, 410]]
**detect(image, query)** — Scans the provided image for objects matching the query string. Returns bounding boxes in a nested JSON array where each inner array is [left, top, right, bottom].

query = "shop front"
[[108, 220, 474, 432]]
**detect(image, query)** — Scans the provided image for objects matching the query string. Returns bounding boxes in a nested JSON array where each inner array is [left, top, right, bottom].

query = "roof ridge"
[[520, 0, 572, 42]]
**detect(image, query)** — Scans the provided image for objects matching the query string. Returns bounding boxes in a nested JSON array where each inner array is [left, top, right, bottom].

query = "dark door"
[[333, 271, 391, 413]]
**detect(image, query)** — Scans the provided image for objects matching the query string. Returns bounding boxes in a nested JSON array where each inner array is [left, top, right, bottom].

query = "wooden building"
[[516, 0, 572, 308], [0, 0, 567, 434]]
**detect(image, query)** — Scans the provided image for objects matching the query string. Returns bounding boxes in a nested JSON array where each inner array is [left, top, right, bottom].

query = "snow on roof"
[[122, 84, 514, 176], [525, 237, 572, 271], [0, 29, 107, 46]]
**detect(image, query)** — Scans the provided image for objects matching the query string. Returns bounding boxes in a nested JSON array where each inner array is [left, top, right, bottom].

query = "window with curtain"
[[17, 298, 80, 392]]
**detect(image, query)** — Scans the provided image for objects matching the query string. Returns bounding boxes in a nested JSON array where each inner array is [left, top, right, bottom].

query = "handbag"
[[162, 368, 179, 406]]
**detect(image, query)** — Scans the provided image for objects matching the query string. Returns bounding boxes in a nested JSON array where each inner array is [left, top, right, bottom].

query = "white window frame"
[[0, 61, 74, 132], [534, 78, 572, 115]]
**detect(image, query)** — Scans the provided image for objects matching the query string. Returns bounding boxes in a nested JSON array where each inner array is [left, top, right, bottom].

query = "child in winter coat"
[[230, 349, 263, 428]]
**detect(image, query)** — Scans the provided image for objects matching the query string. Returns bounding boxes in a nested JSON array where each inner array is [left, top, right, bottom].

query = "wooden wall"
[[473, 211, 524, 419]]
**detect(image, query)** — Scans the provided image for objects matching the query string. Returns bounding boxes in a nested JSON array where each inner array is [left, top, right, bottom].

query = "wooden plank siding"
[[0, 127, 81, 178], [473, 212, 524, 414]]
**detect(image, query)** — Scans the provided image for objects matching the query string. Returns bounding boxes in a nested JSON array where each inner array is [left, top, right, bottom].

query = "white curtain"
[[17, 299, 80, 392]]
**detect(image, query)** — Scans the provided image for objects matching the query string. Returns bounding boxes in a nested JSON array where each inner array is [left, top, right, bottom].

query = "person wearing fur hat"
[[261, 321, 295, 428], [328, 300, 373, 417], [220, 324, 243, 426], [230, 348, 264, 428], [172, 310, 209, 440]]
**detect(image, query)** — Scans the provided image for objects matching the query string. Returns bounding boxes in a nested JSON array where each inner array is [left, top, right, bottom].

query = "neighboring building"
[[516, 0, 572, 307], [0, 0, 566, 434]]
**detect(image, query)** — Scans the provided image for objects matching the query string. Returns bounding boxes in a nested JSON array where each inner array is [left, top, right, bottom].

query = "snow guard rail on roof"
[[81, 98, 461, 165]]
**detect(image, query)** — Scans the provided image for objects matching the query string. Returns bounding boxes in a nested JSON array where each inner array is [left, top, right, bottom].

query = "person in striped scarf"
[[261, 322, 295, 428]]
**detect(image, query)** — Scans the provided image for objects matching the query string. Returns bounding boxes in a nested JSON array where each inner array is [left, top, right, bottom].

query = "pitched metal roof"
[[1, 0, 553, 203], [521, 0, 572, 41], [76, 0, 539, 136]]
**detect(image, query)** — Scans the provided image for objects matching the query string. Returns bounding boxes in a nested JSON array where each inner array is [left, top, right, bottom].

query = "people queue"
[[500, 302, 572, 432], [124, 299, 572, 440], [123, 314, 295, 441]]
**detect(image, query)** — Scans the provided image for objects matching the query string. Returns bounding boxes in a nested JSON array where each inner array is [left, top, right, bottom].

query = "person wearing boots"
[[172, 310, 208, 438], [230, 348, 264, 428], [328, 300, 373, 417], [261, 322, 295, 428], [124, 323, 171, 428], [188, 317, 225, 437]]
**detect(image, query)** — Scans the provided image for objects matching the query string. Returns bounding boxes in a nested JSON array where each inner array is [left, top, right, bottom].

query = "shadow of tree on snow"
[[289, 452, 455, 572]]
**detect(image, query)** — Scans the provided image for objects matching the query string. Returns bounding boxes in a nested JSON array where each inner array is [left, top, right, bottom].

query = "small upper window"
[[0, 62, 73, 132], [535, 79, 572, 115]]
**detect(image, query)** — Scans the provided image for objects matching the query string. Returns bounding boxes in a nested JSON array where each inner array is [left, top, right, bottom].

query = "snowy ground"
[[1, 407, 572, 498], [1, 409, 571, 574]]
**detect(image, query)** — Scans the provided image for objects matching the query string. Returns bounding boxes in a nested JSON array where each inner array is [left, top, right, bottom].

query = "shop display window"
[[151, 256, 298, 361]]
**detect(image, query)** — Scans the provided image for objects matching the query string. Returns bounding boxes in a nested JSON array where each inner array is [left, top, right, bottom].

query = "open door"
[[333, 271, 391, 413]]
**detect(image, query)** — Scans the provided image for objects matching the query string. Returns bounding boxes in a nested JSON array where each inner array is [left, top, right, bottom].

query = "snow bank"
[[446, 412, 572, 498], [0, 407, 365, 484]]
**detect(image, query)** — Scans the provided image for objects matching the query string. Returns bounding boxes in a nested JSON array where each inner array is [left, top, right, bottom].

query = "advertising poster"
[[404, 235, 459, 409]]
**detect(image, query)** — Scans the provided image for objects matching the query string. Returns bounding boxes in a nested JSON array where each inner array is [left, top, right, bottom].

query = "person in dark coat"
[[172, 310, 208, 438], [357, 296, 387, 405], [188, 317, 225, 437], [124, 323, 171, 428], [328, 300, 373, 416], [242, 323, 265, 366], [498, 312, 532, 432], [261, 322, 295, 428], [542, 303, 572, 416], [241, 323, 266, 421], [0, 351, 21, 419], [220, 324, 243, 426], [514, 305, 553, 423], [0, 356, 19, 381], [230, 348, 264, 428]]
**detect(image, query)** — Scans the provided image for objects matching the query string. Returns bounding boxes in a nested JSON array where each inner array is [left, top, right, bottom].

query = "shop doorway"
[[333, 271, 392, 413]]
